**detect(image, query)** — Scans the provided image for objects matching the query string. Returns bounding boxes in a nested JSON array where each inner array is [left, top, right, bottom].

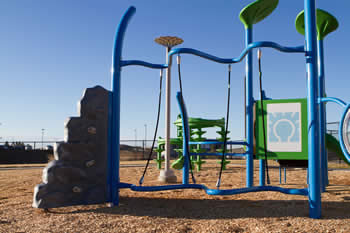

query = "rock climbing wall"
[[33, 86, 110, 208]]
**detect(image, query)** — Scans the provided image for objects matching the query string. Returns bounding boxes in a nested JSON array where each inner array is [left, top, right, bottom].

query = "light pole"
[[41, 128, 45, 150], [144, 123, 147, 148], [155, 36, 183, 183], [134, 129, 137, 150], [144, 124, 147, 159]]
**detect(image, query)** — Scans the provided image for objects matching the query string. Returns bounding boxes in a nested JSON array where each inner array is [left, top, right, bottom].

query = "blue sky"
[[1, 0, 350, 142]]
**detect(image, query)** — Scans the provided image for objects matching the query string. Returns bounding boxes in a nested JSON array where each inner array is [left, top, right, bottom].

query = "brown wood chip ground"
[[0, 160, 349, 233]]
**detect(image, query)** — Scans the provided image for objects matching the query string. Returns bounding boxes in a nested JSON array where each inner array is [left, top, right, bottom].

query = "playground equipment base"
[[158, 169, 177, 183]]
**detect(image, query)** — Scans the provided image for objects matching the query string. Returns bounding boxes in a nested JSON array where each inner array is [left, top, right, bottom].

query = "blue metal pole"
[[183, 151, 189, 185], [108, 6, 136, 206], [318, 39, 328, 191], [304, 0, 321, 219], [284, 167, 286, 184], [176, 92, 189, 185], [245, 28, 254, 188], [279, 166, 282, 184], [259, 160, 265, 186]]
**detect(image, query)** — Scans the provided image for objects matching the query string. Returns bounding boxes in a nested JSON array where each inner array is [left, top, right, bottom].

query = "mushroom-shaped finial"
[[295, 9, 339, 40], [155, 36, 184, 48]]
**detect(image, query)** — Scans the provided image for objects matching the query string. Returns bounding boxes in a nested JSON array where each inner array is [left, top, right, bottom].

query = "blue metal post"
[[182, 149, 190, 185], [245, 28, 254, 188], [304, 0, 321, 219], [279, 166, 282, 184], [176, 92, 190, 185], [108, 6, 136, 206], [318, 39, 328, 192], [259, 160, 265, 186], [284, 167, 286, 184]]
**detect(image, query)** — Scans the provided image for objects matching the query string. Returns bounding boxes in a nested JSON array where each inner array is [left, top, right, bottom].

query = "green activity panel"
[[255, 98, 308, 160]]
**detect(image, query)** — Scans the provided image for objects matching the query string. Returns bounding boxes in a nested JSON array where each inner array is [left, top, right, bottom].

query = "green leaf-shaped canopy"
[[239, 0, 279, 29], [295, 9, 339, 40]]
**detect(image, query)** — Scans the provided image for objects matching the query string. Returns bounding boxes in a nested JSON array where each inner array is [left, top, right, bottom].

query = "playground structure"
[[33, 0, 350, 219]]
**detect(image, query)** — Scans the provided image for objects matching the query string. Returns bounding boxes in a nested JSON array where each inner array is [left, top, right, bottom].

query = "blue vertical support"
[[245, 28, 254, 188], [176, 92, 190, 184], [259, 160, 265, 186], [108, 6, 136, 206], [284, 167, 286, 184], [318, 39, 328, 192], [279, 166, 282, 184], [304, 0, 321, 219]]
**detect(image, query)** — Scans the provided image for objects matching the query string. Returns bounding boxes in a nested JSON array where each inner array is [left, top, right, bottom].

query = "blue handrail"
[[169, 41, 305, 64], [119, 41, 304, 70], [189, 140, 248, 145], [129, 183, 308, 196], [121, 60, 167, 69], [319, 97, 347, 107], [190, 152, 246, 156]]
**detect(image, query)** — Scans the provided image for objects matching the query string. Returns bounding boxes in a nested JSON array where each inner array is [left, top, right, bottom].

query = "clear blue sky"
[[1, 0, 350, 142]]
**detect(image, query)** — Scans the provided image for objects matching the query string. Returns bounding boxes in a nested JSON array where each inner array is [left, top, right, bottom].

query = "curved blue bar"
[[130, 184, 308, 196], [189, 140, 248, 145], [118, 182, 133, 188], [121, 60, 167, 69], [205, 186, 308, 196], [108, 6, 136, 206], [131, 184, 205, 192], [168, 41, 304, 64], [319, 97, 347, 107], [176, 92, 191, 184], [169, 48, 233, 63], [190, 152, 246, 156]]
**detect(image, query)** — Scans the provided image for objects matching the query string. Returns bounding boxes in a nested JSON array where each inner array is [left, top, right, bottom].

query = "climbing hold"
[[86, 160, 95, 167], [72, 186, 82, 193], [87, 126, 97, 134]]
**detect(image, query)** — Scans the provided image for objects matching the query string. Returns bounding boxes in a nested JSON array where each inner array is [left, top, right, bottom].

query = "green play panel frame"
[[255, 98, 308, 160]]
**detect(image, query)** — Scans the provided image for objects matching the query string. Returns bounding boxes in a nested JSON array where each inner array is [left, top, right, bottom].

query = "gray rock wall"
[[33, 86, 110, 208]]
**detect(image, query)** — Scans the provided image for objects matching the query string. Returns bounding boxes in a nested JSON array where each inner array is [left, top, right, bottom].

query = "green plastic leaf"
[[171, 155, 184, 170], [295, 9, 339, 40], [239, 0, 279, 29]]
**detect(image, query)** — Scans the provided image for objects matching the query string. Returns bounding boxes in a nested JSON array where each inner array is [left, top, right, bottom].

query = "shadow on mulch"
[[51, 197, 350, 220]]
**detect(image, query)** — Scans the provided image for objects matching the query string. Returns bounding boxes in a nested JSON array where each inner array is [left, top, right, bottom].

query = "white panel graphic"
[[266, 103, 302, 152]]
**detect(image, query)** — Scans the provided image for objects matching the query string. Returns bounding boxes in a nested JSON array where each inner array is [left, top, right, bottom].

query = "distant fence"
[[0, 139, 245, 163], [1, 129, 348, 165], [0, 141, 59, 150], [0, 149, 52, 164]]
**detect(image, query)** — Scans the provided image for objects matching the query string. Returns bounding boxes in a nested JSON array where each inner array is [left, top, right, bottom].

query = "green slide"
[[325, 133, 350, 166]]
